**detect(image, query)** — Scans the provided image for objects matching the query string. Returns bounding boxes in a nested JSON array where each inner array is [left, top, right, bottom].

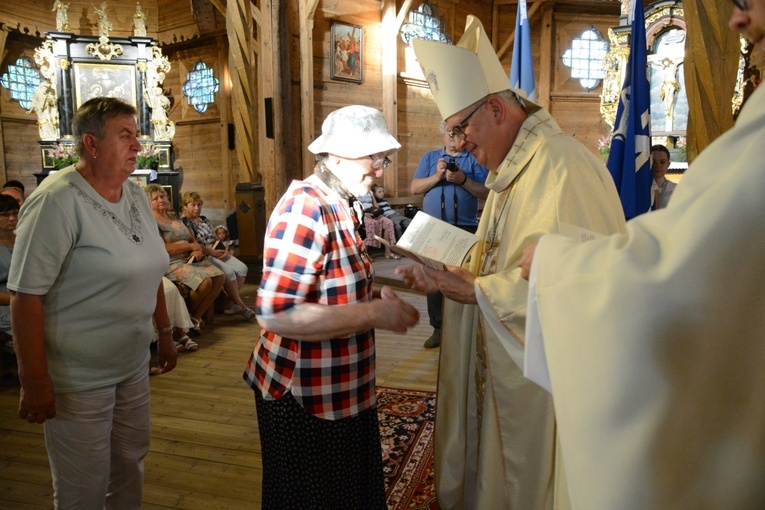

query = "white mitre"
[[413, 15, 540, 120]]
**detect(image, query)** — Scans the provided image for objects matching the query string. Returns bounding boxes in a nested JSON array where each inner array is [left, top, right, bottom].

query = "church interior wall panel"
[[1, 119, 40, 193], [396, 84, 442, 200], [549, 94, 612, 154], [163, 39, 227, 218], [551, 14, 617, 94]]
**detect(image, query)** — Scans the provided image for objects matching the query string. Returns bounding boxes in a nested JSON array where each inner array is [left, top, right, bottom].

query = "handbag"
[[365, 206, 384, 219]]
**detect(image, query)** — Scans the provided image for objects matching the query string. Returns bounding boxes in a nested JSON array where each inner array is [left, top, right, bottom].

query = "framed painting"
[[330, 21, 363, 83], [73, 63, 137, 109]]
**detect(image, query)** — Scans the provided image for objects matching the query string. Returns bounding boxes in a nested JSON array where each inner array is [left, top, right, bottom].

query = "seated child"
[[214, 225, 236, 255], [358, 190, 399, 259], [371, 184, 411, 239]]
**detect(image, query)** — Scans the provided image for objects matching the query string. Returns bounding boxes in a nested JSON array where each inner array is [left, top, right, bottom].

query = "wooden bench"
[[385, 195, 423, 212]]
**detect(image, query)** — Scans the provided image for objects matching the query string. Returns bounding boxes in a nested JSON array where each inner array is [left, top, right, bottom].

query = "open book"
[[375, 211, 480, 270]]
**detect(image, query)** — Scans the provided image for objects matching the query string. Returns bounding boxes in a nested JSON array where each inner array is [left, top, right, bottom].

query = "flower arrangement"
[[51, 143, 78, 169], [137, 142, 159, 169], [596, 134, 612, 161], [676, 136, 687, 154]]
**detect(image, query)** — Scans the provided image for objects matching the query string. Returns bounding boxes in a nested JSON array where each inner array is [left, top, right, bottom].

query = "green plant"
[[137, 142, 159, 169], [51, 143, 79, 169]]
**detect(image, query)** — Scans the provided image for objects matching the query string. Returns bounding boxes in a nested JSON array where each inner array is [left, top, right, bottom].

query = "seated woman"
[[154, 277, 196, 351], [0, 195, 17, 374], [180, 191, 255, 321], [357, 190, 399, 259], [145, 184, 224, 334]]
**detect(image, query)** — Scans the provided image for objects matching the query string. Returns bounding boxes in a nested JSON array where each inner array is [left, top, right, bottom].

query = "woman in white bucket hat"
[[243, 105, 419, 508]]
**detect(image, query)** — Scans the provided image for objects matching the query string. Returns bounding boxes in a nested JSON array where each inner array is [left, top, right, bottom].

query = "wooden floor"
[[0, 270, 438, 509]]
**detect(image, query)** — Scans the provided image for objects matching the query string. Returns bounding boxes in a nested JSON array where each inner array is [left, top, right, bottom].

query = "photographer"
[[411, 123, 489, 348]]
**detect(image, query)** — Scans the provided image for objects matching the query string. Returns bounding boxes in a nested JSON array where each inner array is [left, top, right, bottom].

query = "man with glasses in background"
[[410, 122, 489, 348], [397, 15, 626, 509]]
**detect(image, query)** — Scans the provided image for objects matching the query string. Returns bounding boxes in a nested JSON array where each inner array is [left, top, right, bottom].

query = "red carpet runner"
[[378, 386, 439, 510]]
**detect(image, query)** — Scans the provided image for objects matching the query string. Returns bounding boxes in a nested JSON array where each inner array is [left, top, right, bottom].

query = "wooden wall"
[[494, 2, 619, 153], [312, 0, 494, 200], [163, 35, 235, 220], [0, 0, 673, 211]]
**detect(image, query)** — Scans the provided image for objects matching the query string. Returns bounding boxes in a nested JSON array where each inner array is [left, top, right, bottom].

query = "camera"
[[446, 157, 458, 172]]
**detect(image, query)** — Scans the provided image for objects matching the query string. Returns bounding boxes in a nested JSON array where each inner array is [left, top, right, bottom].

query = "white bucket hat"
[[307, 105, 401, 159], [413, 15, 540, 120]]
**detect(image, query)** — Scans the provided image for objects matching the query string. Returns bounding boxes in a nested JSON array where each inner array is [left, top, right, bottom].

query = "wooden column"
[[0, 30, 7, 182], [682, 0, 739, 161], [299, 0, 319, 178], [226, 0, 260, 183], [381, 0, 412, 196], [218, 34, 235, 212], [538, 3, 553, 111]]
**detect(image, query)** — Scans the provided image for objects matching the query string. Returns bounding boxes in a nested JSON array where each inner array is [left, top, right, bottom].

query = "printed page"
[[375, 211, 479, 270]]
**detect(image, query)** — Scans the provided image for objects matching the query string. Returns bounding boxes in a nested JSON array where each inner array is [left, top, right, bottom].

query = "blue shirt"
[[413, 148, 489, 226]]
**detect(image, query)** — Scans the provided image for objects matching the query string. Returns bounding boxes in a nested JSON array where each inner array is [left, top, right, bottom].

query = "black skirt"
[[255, 391, 387, 510]]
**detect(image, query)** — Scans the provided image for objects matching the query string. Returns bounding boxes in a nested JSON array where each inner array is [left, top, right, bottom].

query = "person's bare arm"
[[257, 286, 419, 340], [11, 292, 56, 424], [152, 282, 177, 374], [411, 159, 447, 195]]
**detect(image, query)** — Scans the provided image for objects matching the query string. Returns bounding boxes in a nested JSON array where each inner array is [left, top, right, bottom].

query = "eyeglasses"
[[731, 0, 748, 10], [448, 101, 487, 141], [369, 154, 392, 169]]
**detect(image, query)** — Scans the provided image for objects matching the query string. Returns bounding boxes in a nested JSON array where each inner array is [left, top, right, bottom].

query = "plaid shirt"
[[243, 176, 376, 420]]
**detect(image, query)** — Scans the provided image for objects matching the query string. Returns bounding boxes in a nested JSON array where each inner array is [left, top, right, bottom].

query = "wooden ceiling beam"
[[210, 0, 227, 16]]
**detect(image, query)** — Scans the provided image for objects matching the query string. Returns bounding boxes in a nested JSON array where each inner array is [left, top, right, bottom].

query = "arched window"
[[182, 61, 219, 114], [562, 29, 608, 90], [0, 57, 41, 111]]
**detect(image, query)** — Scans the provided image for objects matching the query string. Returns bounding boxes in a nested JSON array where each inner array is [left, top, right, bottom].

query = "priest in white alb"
[[396, 15, 626, 509]]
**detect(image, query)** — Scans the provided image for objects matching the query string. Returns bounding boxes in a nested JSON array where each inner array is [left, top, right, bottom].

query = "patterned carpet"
[[378, 387, 440, 510]]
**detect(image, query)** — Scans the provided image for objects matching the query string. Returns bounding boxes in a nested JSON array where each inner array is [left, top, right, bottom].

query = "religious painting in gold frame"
[[330, 21, 363, 83], [73, 63, 137, 109]]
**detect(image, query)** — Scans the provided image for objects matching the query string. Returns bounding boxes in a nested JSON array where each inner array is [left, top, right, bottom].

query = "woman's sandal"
[[190, 316, 204, 335], [175, 335, 199, 352], [243, 308, 257, 322]]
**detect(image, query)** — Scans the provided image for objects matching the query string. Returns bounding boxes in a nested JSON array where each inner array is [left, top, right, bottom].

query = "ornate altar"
[[31, 3, 180, 205], [601, 0, 689, 164]]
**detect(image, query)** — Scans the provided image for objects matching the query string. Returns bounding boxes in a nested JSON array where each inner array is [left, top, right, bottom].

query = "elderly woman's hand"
[[18, 374, 56, 424], [372, 286, 420, 333]]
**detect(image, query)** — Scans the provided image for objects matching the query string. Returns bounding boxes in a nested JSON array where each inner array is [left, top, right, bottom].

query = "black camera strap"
[[440, 157, 459, 226]]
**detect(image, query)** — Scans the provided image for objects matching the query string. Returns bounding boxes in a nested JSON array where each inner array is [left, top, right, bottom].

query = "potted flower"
[[596, 134, 612, 162], [137, 142, 159, 170], [675, 136, 687, 162], [51, 143, 79, 169]]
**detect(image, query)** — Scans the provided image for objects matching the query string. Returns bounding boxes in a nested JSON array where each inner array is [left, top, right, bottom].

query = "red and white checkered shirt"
[[243, 176, 377, 420]]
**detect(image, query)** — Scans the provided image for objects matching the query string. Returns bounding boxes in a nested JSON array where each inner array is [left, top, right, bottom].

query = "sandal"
[[190, 317, 203, 335], [243, 308, 257, 322], [175, 335, 199, 352], [385, 253, 401, 260]]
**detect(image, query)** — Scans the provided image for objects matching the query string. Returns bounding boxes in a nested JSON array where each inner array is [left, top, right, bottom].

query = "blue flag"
[[607, 0, 652, 219], [510, 0, 536, 101]]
